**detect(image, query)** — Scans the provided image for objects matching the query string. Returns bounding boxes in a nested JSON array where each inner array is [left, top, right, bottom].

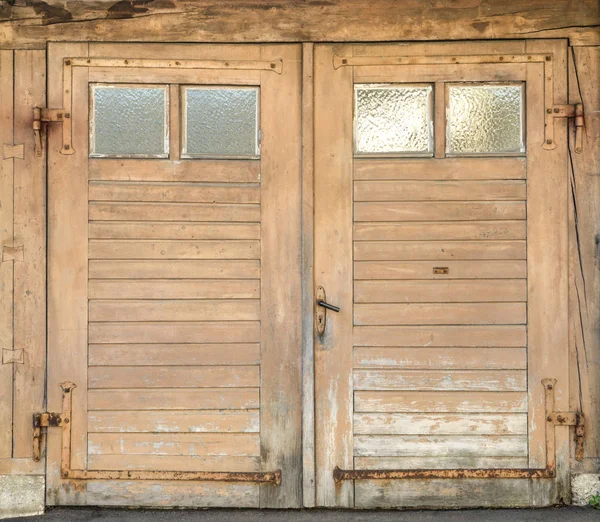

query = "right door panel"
[[314, 41, 568, 508]]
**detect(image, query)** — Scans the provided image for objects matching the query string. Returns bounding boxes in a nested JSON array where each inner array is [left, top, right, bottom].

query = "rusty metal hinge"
[[548, 410, 585, 461], [32, 411, 67, 461], [32, 107, 70, 157], [549, 103, 584, 154]]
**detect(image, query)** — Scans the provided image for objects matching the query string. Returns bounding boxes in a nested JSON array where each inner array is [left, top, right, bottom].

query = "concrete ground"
[[6, 507, 599, 522]]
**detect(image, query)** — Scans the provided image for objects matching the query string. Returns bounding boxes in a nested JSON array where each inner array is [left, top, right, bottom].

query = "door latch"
[[316, 286, 340, 335]]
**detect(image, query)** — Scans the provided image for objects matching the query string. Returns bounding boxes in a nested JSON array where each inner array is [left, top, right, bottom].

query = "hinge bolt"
[[547, 109, 552, 114], [546, 139, 553, 145], [547, 416, 553, 422]]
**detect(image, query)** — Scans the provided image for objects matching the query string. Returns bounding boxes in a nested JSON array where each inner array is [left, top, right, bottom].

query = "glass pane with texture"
[[90, 85, 168, 157], [183, 87, 259, 158], [446, 84, 525, 155], [354, 84, 433, 155]]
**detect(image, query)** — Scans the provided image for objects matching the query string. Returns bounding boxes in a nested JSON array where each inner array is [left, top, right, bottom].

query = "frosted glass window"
[[183, 87, 259, 158], [90, 85, 168, 157], [446, 84, 525, 155], [354, 84, 433, 156]]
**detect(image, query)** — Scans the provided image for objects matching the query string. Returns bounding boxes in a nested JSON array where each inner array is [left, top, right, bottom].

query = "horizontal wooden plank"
[[89, 343, 260, 366], [89, 260, 260, 279], [354, 391, 528, 413], [88, 389, 259, 410], [88, 410, 259, 433], [88, 433, 260, 456], [89, 182, 260, 204], [354, 413, 528, 435], [89, 454, 260, 472], [354, 180, 526, 201], [353, 370, 527, 391], [354, 158, 527, 180], [89, 280, 260, 299], [89, 365, 260, 389], [354, 260, 527, 278], [353, 240, 526, 260], [89, 321, 261, 344], [353, 347, 527, 370], [354, 303, 526, 326], [89, 159, 260, 183], [89, 202, 260, 222], [89, 299, 260, 322], [354, 456, 529, 470], [89, 240, 260, 260], [355, 280, 527, 303], [90, 222, 260, 240], [354, 326, 526, 347], [354, 435, 527, 457], [354, 201, 526, 222], [354, 221, 526, 241]]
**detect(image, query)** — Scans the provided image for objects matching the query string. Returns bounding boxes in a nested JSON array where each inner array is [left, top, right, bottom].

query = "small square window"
[[354, 84, 434, 156], [90, 84, 169, 158], [182, 86, 260, 159]]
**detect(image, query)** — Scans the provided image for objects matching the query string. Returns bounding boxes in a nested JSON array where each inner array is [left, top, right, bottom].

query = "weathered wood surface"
[[0, 1, 598, 49]]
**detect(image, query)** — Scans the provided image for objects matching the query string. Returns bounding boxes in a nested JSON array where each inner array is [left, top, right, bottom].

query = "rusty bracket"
[[334, 379, 584, 482], [33, 107, 68, 157], [548, 103, 584, 154], [33, 382, 282, 485], [548, 410, 585, 461]]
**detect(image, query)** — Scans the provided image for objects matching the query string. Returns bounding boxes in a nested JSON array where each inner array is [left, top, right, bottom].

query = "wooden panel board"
[[354, 157, 527, 180], [354, 260, 526, 278], [89, 223, 260, 240], [89, 280, 260, 299], [89, 343, 260, 367], [354, 180, 526, 201], [89, 260, 260, 279], [89, 159, 260, 183], [89, 365, 260, 389], [88, 410, 260, 433], [353, 347, 527, 370], [354, 413, 528, 435], [88, 454, 261, 472], [355, 280, 527, 303], [353, 370, 527, 391], [354, 456, 529, 469]]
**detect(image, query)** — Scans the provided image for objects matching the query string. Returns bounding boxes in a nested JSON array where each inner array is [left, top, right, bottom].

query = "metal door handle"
[[317, 300, 340, 313]]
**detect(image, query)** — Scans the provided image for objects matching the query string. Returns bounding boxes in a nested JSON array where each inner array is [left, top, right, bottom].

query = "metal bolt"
[[546, 139, 553, 145], [499, 56, 504, 61], [64, 145, 70, 150], [65, 60, 71, 66], [546, 55, 552, 61], [547, 109, 552, 114], [547, 384, 553, 389], [65, 113, 70, 118], [270, 63, 276, 69], [64, 418, 69, 424], [342, 59, 348, 65], [554, 108, 559, 113], [124, 60, 128, 64], [547, 416, 553, 422]]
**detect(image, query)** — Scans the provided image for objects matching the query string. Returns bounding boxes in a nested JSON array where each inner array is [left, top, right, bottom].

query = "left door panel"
[[46, 43, 302, 508]]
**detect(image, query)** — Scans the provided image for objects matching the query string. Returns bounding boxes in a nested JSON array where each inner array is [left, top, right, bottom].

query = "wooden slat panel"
[[89, 240, 260, 260], [89, 202, 260, 222], [354, 326, 527, 347], [354, 180, 526, 201], [355, 201, 526, 222], [89, 321, 260, 344], [354, 413, 528, 435], [90, 222, 260, 240], [88, 389, 259, 410], [89, 279, 259, 299], [354, 260, 526, 278], [355, 280, 527, 303], [353, 370, 527, 391], [88, 433, 260, 456], [89, 260, 260, 279], [89, 182, 260, 204], [88, 410, 259, 433], [354, 435, 527, 457], [89, 159, 260, 183], [354, 391, 528, 413], [353, 347, 527, 370], [89, 299, 260, 322], [354, 158, 527, 180], [89, 366, 260, 389], [353, 240, 526, 260], [355, 456, 529, 469], [89, 454, 260, 472], [354, 303, 526, 325], [354, 221, 526, 241], [89, 343, 260, 366]]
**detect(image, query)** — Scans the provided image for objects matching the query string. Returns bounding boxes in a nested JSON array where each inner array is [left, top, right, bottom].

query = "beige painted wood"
[[11, 49, 46, 458], [353, 260, 526, 279], [89, 455, 261, 472], [89, 223, 260, 240], [89, 67, 262, 86], [354, 456, 529, 469], [0, 49, 14, 459], [0, 458, 44, 475], [89, 260, 260, 279]]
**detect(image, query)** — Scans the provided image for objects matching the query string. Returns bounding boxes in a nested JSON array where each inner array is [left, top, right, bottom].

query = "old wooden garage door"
[[314, 41, 569, 508], [46, 43, 302, 507]]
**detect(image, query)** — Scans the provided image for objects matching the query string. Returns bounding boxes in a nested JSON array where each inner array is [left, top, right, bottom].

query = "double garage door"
[[46, 41, 568, 508]]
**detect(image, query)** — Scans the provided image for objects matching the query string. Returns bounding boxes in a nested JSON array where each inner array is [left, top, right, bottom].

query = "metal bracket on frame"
[[33, 107, 68, 157], [333, 53, 585, 153], [40, 57, 283, 156], [333, 379, 585, 482], [33, 381, 282, 485]]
